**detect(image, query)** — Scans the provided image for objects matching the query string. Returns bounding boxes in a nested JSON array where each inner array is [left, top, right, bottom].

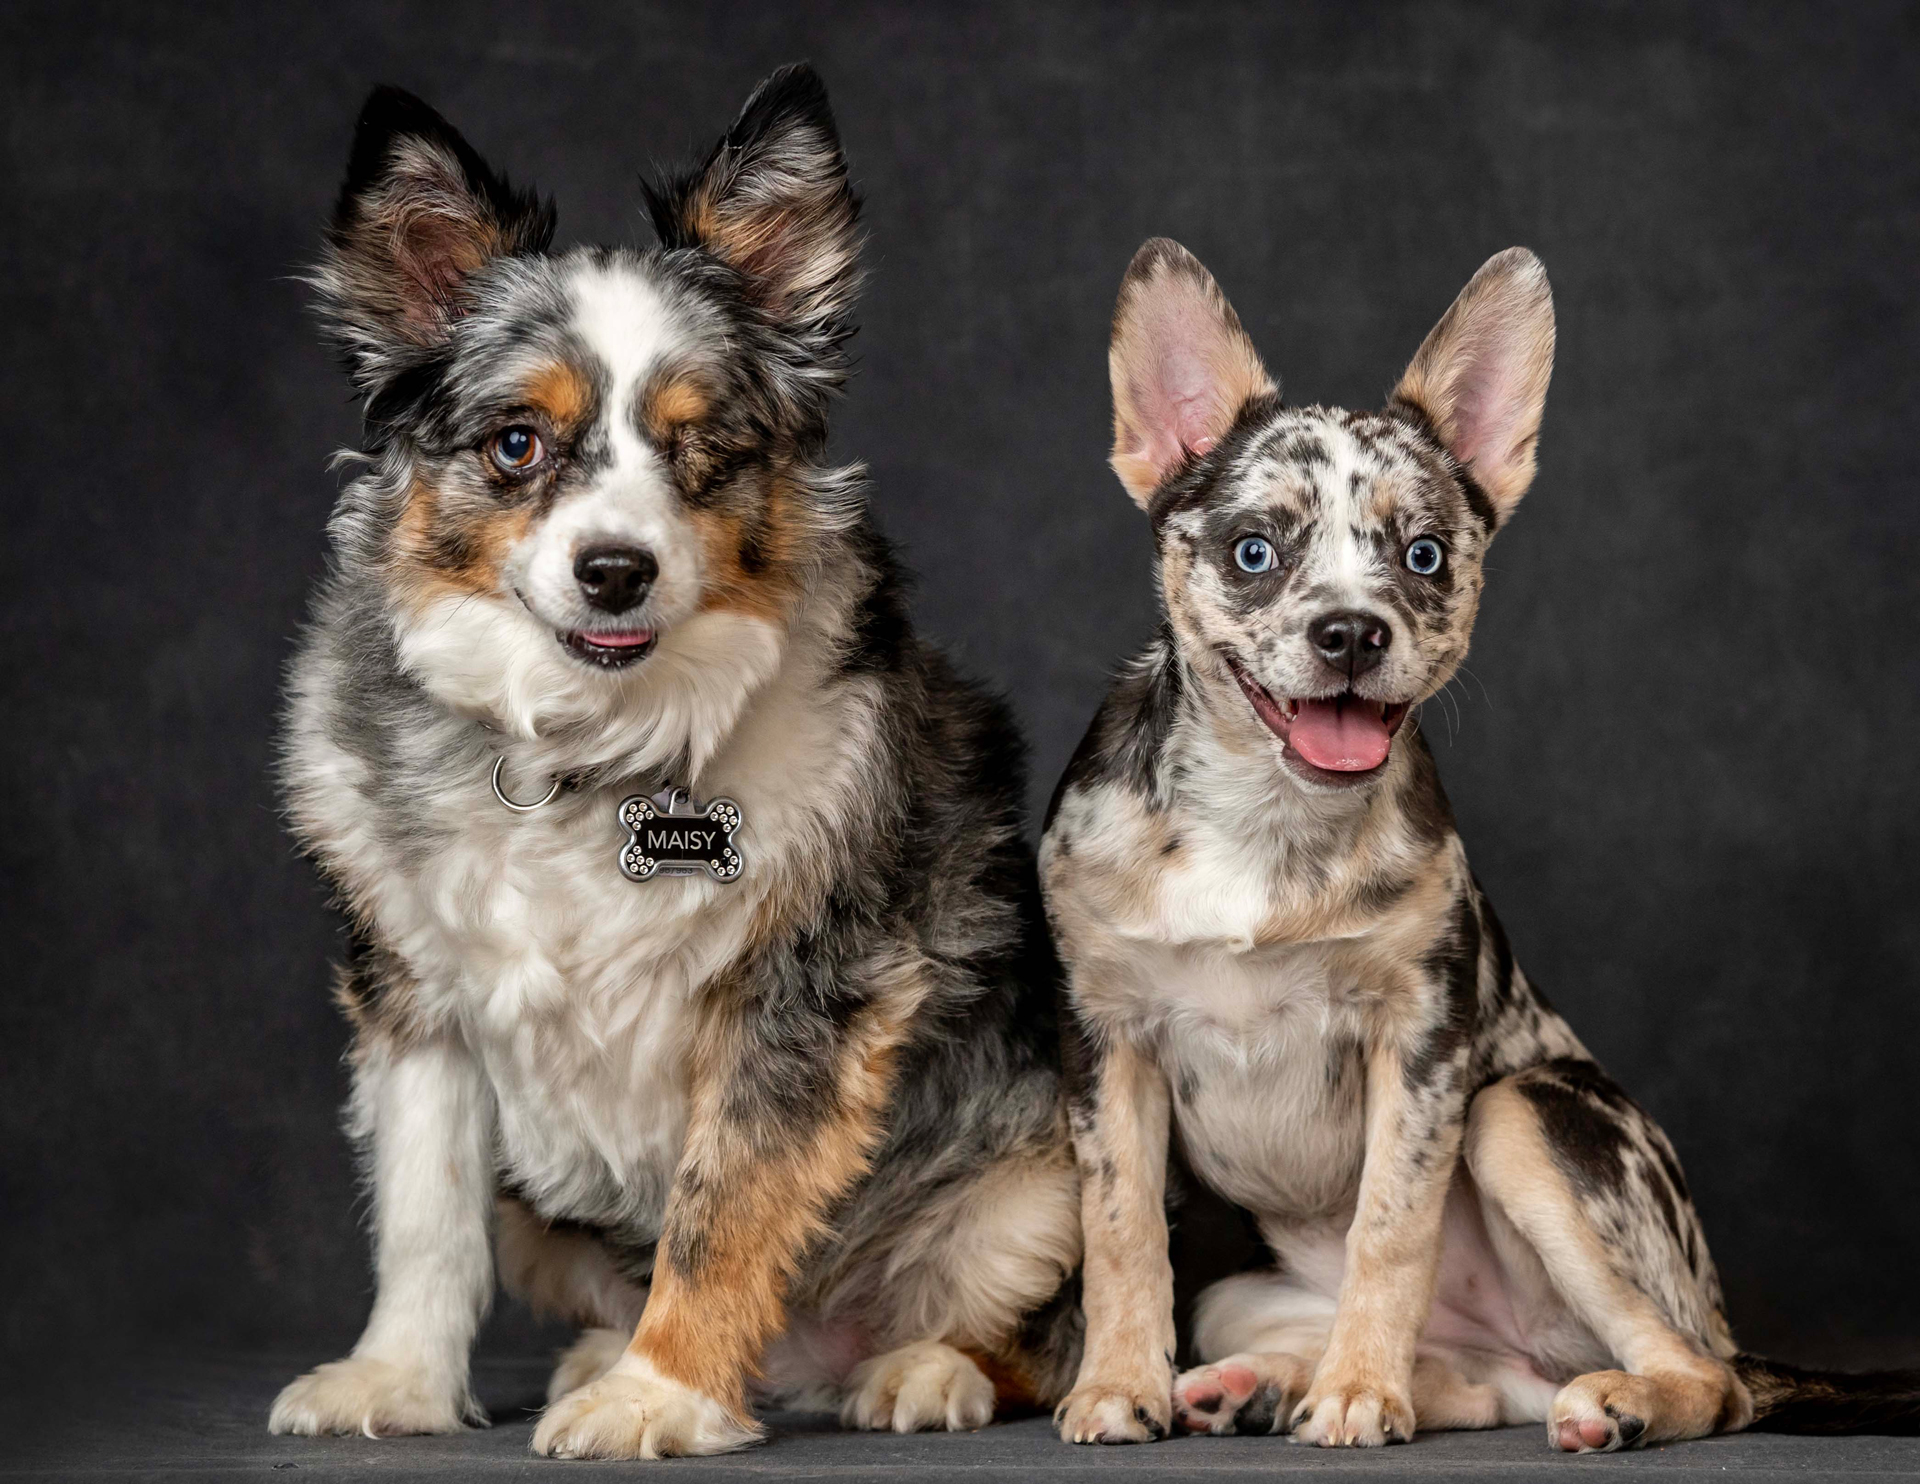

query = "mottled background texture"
[[5, 0, 1917, 1375]]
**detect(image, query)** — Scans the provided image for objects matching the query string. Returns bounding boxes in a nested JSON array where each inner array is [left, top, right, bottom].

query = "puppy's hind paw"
[[1549, 1371, 1652, 1453], [269, 1355, 481, 1437], [1174, 1353, 1310, 1436], [840, 1341, 994, 1433]]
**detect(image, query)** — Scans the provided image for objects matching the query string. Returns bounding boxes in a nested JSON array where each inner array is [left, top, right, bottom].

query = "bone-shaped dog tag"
[[617, 790, 744, 883]]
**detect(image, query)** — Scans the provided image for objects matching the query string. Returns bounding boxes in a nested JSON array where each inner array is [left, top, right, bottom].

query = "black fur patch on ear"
[[317, 86, 555, 386], [643, 64, 861, 349]]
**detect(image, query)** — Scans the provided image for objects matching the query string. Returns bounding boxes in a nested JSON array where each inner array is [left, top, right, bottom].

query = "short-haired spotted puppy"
[[269, 68, 1082, 1460], [1046, 239, 1920, 1452]]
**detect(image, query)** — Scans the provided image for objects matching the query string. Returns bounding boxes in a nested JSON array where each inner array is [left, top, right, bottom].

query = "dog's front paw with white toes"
[[1548, 1371, 1652, 1453], [1289, 1370, 1414, 1447], [1054, 1373, 1172, 1444], [841, 1341, 995, 1433], [1174, 1354, 1311, 1435], [269, 1356, 480, 1437], [530, 1354, 760, 1459]]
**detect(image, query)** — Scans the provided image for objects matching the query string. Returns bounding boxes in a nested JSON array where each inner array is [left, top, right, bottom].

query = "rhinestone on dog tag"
[[617, 789, 744, 883]]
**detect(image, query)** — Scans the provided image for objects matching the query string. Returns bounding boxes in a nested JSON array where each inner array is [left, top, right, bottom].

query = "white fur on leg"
[[531, 1351, 761, 1459], [547, 1327, 632, 1404], [269, 1042, 495, 1436], [841, 1341, 995, 1433]]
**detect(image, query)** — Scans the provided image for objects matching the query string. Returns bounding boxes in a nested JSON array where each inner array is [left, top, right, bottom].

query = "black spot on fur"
[[1048, 625, 1185, 825], [1238, 1384, 1284, 1435], [836, 528, 913, 676], [1516, 1058, 1638, 1195]]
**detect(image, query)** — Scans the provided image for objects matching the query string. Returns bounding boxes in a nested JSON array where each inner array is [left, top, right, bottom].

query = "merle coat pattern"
[[269, 68, 1081, 1461], [1043, 238, 1920, 1453]]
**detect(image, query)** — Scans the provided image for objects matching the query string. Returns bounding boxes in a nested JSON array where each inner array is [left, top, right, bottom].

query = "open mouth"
[[1226, 659, 1410, 786], [561, 627, 657, 670]]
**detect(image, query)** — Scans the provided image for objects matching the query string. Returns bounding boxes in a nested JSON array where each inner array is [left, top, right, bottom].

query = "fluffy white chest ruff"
[[407, 788, 736, 1228], [288, 602, 883, 1233]]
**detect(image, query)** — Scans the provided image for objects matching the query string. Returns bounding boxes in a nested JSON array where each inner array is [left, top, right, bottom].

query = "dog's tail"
[[1735, 1354, 1920, 1434]]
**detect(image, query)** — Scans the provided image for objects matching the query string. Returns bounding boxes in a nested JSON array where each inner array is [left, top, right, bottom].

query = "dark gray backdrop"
[[5, 1, 1917, 1375]]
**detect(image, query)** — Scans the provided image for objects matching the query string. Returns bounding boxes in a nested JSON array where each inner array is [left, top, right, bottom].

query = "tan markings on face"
[[641, 369, 712, 444], [522, 358, 595, 433], [690, 468, 804, 623], [388, 476, 535, 613], [1157, 536, 1220, 672], [1367, 465, 1423, 525]]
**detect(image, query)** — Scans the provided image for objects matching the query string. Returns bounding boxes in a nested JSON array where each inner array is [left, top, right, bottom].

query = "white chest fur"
[[1049, 774, 1397, 1224], [405, 787, 733, 1230], [287, 608, 883, 1234], [1106, 935, 1370, 1222]]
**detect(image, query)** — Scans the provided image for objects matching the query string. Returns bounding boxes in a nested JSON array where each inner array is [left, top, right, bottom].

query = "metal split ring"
[[491, 755, 562, 813]]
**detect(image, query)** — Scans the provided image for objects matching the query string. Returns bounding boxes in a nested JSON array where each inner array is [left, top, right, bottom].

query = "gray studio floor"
[[13, 1354, 1920, 1483]]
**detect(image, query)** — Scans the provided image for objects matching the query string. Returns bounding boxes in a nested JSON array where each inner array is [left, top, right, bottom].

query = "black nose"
[[574, 545, 657, 614], [1308, 610, 1392, 679]]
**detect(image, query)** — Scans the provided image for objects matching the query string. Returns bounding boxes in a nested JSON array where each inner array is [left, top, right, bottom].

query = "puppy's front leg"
[[532, 984, 906, 1460], [271, 1037, 495, 1435], [1291, 1033, 1466, 1447], [1055, 1012, 1176, 1444]]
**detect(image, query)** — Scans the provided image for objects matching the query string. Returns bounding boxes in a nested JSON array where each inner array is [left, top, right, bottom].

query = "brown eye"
[[489, 425, 545, 473]]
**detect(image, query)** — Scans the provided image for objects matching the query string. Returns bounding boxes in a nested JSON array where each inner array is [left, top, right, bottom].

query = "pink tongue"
[[1289, 696, 1391, 772], [582, 630, 653, 648]]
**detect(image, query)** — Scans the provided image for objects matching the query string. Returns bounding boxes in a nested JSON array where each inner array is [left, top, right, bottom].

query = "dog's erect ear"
[[1108, 239, 1276, 510], [645, 64, 860, 344], [1391, 248, 1555, 525], [316, 87, 554, 384]]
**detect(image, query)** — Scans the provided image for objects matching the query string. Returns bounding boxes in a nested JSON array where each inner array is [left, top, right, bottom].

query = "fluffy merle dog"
[[269, 67, 1081, 1459], [1045, 239, 1920, 1452]]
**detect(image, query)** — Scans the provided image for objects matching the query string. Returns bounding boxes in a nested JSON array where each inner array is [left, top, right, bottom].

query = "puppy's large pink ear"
[[1109, 239, 1275, 509], [1391, 248, 1555, 526]]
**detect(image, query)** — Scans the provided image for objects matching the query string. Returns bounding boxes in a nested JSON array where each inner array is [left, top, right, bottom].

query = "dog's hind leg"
[[1467, 1062, 1753, 1453], [1175, 1266, 1525, 1437], [494, 1196, 648, 1402], [840, 1145, 1085, 1431]]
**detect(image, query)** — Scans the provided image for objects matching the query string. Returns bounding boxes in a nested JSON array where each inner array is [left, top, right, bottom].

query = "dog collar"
[[486, 756, 745, 884]]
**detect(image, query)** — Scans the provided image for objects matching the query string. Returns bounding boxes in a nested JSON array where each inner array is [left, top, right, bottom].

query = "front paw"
[[531, 1353, 761, 1459], [269, 1356, 480, 1437], [1054, 1374, 1172, 1445], [1290, 1368, 1414, 1447]]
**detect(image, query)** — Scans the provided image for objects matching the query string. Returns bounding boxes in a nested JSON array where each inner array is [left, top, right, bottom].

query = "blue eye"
[[1405, 537, 1443, 575], [1233, 536, 1276, 574]]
